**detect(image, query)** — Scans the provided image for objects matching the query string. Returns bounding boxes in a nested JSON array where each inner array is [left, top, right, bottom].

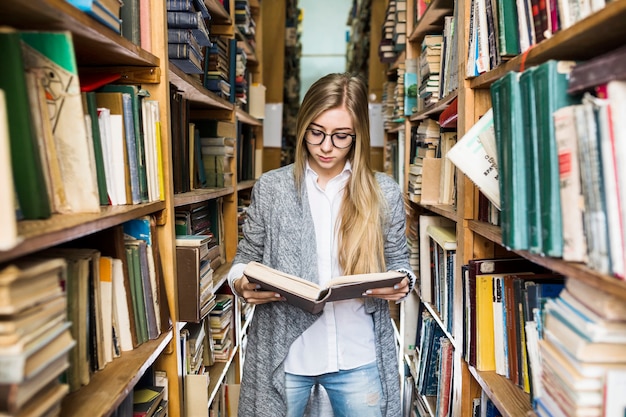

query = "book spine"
[[0, 31, 51, 220]]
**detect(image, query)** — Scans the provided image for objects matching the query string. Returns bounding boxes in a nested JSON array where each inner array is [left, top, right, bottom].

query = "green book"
[[532, 60, 581, 258], [519, 67, 542, 254], [0, 29, 50, 219], [83, 91, 110, 205], [491, 71, 529, 251], [126, 242, 148, 345], [495, 0, 520, 56]]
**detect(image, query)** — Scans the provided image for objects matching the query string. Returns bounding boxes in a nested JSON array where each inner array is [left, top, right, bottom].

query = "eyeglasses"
[[304, 128, 355, 149]]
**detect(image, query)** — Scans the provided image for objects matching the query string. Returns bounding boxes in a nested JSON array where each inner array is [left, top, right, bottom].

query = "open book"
[[243, 262, 406, 314]]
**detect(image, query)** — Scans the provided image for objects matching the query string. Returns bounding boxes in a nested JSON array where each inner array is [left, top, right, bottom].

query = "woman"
[[227, 72, 416, 417]]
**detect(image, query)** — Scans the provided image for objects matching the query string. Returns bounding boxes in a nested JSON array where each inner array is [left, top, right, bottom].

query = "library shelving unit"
[[169, 0, 264, 412], [0, 0, 264, 416], [380, 0, 626, 416]]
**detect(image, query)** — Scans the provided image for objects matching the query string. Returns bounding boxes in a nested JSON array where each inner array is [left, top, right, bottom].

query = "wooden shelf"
[[207, 347, 238, 405], [417, 202, 458, 222], [173, 188, 235, 207], [236, 108, 263, 126], [169, 64, 233, 110], [0, 202, 166, 264], [61, 331, 173, 417], [468, 367, 533, 417], [237, 180, 256, 191], [0, 0, 158, 67], [408, 0, 454, 44], [205, 0, 231, 24], [469, 0, 626, 89], [410, 91, 458, 122], [467, 220, 626, 300]]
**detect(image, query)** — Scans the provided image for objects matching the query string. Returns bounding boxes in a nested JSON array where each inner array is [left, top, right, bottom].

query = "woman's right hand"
[[233, 275, 285, 305]]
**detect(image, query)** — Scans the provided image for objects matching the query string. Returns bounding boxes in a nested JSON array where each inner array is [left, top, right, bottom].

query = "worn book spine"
[[533, 60, 580, 257], [0, 30, 51, 220], [491, 71, 529, 251]]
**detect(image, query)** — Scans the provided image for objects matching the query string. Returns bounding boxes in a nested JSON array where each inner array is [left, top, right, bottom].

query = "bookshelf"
[[0, 0, 264, 416], [375, 0, 626, 415]]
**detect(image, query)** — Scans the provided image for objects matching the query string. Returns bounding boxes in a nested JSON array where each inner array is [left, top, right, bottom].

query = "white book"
[[108, 114, 128, 205], [447, 108, 500, 209], [553, 105, 587, 262], [606, 81, 626, 280], [0, 90, 19, 251], [111, 258, 133, 352]]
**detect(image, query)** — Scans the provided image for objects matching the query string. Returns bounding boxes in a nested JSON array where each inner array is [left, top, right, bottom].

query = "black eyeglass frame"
[[304, 128, 356, 149]]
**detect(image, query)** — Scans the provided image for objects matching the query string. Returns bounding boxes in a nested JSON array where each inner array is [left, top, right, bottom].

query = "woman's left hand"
[[363, 276, 411, 301]]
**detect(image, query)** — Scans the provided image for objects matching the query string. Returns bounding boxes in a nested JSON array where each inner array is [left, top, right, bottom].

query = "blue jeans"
[[285, 362, 383, 417]]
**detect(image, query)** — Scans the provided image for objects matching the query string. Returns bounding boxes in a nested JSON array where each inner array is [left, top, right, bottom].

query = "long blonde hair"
[[294, 73, 387, 275]]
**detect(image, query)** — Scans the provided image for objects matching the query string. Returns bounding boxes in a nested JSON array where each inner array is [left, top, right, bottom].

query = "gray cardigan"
[[232, 164, 414, 417]]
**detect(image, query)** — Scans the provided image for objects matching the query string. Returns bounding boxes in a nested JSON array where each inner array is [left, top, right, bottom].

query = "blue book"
[[66, 0, 121, 33]]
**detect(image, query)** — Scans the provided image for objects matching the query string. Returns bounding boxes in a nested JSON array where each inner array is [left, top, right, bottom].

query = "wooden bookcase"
[[377, 0, 626, 415], [0, 0, 264, 415]]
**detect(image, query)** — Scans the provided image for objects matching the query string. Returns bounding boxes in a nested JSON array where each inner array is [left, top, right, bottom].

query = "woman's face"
[[305, 106, 354, 182]]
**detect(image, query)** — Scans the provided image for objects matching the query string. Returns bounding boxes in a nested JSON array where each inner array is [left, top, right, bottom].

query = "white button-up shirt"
[[283, 161, 376, 375], [228, 161, 377, 376]]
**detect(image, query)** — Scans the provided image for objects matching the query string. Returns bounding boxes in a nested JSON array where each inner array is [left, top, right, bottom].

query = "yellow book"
[[475, 274, 496, 371]]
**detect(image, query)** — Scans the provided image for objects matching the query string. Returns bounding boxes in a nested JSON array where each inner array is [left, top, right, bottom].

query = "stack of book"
[[204, 36, 231, 99], [209, 295, 234, 362], [0, 258, 74, 416], [418, 35, 443, 111], [196, 120, 237, 188], [537, 279, 626, 416], [176, 234, 217, 322], [234, 42, 248, 106], [378, 0, 398, 63], [166, 0, 212, 75], [235, 0, 256, 43]]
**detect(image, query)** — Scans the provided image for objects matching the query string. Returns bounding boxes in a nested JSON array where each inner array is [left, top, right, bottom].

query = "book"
[[242, 262, 406, 314], [491, 71, 529, 251], [82, 91, 110, 206], [0, 29, 50, 220], [553, 104, 587, 262], [21, 31, 101, 214], [0, 349, 69, 414], [133, 385, 165, 417], [0, 258, 66, 316], [0, 90, 18, 251], [532, 60, 580, 257], [519, 67, 543, 253], [66, 0, 122, 33], [446, 108, 500, 209]]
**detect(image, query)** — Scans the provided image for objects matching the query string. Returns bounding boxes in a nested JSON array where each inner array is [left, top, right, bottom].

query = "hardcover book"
[[243, 262, 406, 314]]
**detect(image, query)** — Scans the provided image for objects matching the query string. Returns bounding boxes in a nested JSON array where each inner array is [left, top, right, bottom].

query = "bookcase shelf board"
[[408, 0, 454, 43], [208, 347, 238, 405], [212, 262, 231, 291], [0, 0, 159, 67], [410, 91, 458, 122], [205, 0, 232, 23], [468, 368, 533, 417], [237, 180, 256, 191], [470, 0, 626, 89], [173, 188, 235, 207], [0, 202, 167, 264], [467, 219, 626, 299], [236, 108, 263, 126], [418, 203, 458, 222], [169, 64, 233, 110], [61, 331, 173, 417]]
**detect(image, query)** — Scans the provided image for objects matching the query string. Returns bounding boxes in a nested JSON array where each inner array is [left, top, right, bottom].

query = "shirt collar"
[[305, 159, 353, 182]]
